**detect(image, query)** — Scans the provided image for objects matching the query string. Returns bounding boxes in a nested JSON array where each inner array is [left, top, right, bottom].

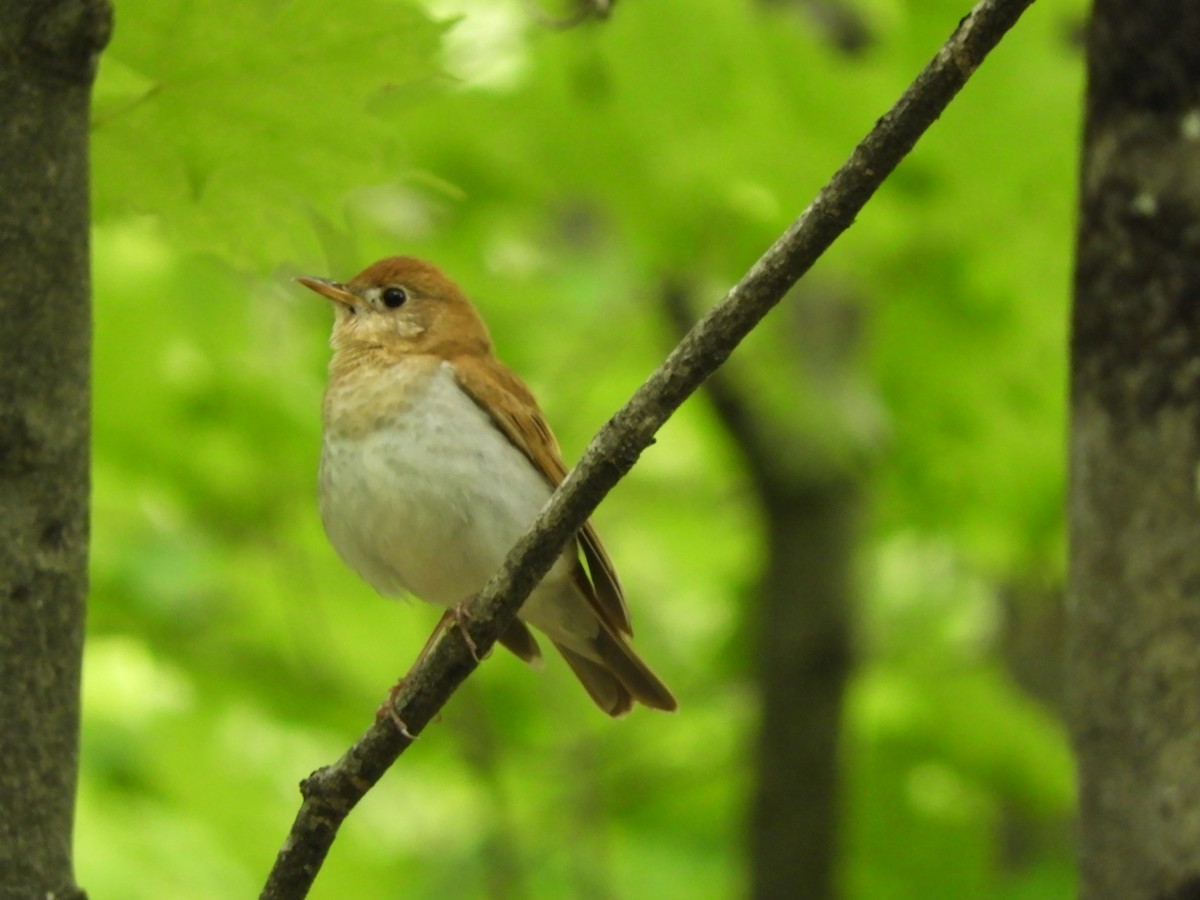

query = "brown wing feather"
[[452, 354, 631, 635], [578, 523, 630, 635]]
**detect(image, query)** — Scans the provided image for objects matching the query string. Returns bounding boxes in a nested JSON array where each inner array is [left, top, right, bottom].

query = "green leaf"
[[92, 0, 449, 264]]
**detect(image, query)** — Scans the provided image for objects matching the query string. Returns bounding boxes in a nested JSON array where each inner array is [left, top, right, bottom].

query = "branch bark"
[[260, 0, 1038, 895], [0, 0, 111, 897], [1069, 2, 1200, 897]]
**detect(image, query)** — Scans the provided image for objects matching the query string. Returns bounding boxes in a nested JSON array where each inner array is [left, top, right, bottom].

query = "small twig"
[[259, 1, 1037, 895]]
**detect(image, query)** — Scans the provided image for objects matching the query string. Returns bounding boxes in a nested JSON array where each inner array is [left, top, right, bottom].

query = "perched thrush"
[[298, 257, 676, 716]]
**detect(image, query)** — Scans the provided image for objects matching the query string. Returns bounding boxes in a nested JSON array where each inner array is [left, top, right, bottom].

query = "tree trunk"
[[750, 481, 855, 900], [663, 281, 864, 900], [0, 1, 110, 896], [1068, 3, 1200, 898]]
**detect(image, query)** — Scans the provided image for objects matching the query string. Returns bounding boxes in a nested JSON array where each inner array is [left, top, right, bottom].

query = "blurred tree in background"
[[80, 0, 1079, 897]]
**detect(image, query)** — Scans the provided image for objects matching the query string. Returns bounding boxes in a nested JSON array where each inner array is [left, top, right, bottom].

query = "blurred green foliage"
[[84, 0, 1082, 896]]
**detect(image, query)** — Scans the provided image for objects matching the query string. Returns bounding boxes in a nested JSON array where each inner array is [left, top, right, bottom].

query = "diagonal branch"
[[659, 277, 787, 491], [260, 0, 1037, 895]]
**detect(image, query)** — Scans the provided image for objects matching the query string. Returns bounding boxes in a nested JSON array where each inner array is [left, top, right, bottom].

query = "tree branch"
[[659, 278, 787, 492], [260, 0, 1037, 895]]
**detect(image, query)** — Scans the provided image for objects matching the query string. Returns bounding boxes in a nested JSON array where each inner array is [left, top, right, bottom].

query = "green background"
[[83, 0, 1081, 895]]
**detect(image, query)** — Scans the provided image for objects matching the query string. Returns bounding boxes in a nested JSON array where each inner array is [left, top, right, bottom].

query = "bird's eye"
[[381, 287, 408, 309]]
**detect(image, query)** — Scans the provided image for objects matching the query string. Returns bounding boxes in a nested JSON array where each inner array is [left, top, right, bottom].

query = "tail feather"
[[518, 578, 676, 715], [552, 622, 677, 716], [556, 646, 635, 716]]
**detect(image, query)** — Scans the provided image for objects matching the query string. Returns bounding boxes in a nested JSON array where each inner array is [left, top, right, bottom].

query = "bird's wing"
[[452, 354, 633, 635]]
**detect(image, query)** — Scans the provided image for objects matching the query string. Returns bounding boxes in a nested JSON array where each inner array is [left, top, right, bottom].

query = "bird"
[[297, 256, 676, 716]]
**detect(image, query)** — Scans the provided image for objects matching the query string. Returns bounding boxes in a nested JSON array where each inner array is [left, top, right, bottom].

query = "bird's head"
[[297, 256, 492, 360]]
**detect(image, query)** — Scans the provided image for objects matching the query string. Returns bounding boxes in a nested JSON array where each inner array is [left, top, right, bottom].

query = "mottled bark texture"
[[1068, 3, 1200, 898], [0, 1, 110, 897], [262, 1, 1037, 895]]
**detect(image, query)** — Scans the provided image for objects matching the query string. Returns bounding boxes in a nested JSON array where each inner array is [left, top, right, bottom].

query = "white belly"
[[319, 362, 570, 609]]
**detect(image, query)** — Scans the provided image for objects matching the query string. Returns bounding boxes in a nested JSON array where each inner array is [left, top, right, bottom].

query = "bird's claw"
[[376, 679, 417, 740], [449, 600, 484, 662]]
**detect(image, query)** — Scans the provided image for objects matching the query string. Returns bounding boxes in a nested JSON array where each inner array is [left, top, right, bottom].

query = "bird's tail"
[[552, 621, 677, 717]]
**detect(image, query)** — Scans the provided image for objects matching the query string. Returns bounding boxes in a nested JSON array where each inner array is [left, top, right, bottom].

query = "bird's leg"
[[376, 599, 486, 735], [374, 612, 456, 737], [418, 603, 484, 664]]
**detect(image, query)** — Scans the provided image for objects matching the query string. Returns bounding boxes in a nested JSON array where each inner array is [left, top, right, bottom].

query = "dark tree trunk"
[[750, 480, 855, 900], [663, 282, 865, 900], [0, 1, 110, 896], [1068, 3, 1200, 898]]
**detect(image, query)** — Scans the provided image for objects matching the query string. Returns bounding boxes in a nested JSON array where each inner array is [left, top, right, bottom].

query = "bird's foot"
[[449, 598, 485, 663], [375, 678, 417, 740]]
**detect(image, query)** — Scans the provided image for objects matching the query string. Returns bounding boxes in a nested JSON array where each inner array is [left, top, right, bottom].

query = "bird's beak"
[[295, 276, 357, 307]]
